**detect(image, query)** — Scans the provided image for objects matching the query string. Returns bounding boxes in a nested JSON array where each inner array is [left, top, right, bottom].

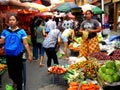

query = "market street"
[[1, 30, 120, 90], [1, 46, 70, 90]]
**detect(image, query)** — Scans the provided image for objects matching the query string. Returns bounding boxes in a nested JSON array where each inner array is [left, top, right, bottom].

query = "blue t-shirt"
[[1, 27, 27, 51]]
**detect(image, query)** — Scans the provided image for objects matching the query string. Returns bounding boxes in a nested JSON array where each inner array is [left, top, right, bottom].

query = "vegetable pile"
[[64, 70, 85, 83], [98, 60, 120, 83], [48, 65, 67, 74], [80, 82, 100, 90], [110, 49, 120, 60], [69, 58, 99, 78], [89, 52, 111, 60], [89, 49, 120, 60], [67, 82, 79, 90]]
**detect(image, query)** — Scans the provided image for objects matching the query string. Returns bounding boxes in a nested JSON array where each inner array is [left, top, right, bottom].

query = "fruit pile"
[[89, 52, 111, 60], [98, 60, 120, 83], [80, 82, 100, 90], [69, 58, 99, 78], [110, 49, 120, 60], [48, 65, 67, 74], [89, 49, 120, 60], [67, 82, 79, 90]]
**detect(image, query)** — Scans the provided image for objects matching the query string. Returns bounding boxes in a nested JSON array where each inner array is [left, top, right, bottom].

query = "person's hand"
[[28, 54, 33, 63]]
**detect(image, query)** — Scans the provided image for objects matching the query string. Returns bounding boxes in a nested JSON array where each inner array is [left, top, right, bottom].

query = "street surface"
[[1, 30, 120, 90]]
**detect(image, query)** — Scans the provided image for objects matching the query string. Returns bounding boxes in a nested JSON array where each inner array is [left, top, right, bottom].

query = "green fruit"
[[104, 75, 113, 83], [105, 61, 116, 69], [105, 68, 116, 75], [116, 61, 120, 70], [112, 74, 120, 82], [100, 65, 106, 73]]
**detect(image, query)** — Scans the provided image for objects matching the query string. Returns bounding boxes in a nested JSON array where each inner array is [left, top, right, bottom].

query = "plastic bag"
[[5, 84, 13, 90]]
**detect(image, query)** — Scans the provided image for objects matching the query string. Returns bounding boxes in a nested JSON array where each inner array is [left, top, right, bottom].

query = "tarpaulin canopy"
[[55, 2, 80, 13], [80, 4, 104, 14]]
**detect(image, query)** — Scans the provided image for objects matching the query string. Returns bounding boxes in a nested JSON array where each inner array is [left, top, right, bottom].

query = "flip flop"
[[39, 64, 45, 67]]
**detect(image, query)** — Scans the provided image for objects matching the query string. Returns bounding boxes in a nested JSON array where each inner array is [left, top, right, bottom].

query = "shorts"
[[37, 43, 44, 56], [61, 36, 68, 42]]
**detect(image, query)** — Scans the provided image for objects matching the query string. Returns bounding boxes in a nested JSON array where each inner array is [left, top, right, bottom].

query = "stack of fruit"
[[48, 65, 67, 74], [98, 60, 120, 84], [80, 81, 100, 90], [69, 58, 99, 78]]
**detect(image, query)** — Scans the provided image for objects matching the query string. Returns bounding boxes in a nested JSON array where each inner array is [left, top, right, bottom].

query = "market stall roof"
[[79, 4, 104, 14], [55, 2, 80, 13], [35, 12, 53, 17], [25, 2, 50, 12]]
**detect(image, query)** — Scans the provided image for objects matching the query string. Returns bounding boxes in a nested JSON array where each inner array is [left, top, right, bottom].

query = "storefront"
[[113, 0, 120, 31]]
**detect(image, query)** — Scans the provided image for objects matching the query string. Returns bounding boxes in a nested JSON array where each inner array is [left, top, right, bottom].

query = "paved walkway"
[[1, 30, 120, 90]]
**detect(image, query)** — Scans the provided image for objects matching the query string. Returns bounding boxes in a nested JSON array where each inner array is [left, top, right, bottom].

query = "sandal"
[[39, 63, 45, 67]]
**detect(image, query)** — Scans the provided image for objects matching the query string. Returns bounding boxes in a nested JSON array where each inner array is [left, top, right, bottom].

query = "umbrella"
[[80, 4, 104, 14], [55, 2, 80, 12]]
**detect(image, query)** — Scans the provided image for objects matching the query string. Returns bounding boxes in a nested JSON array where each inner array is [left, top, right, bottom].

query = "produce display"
[[64, 70, 85, 83], [69, 37, 81, 51], [67, 81, 100, 90], [115, 40, 120, 48], [89, 49, 120, 60], [110, 49, 120, 60], [89, 52, 111, 60], [80, 81, 100, 90], [98, 60, 120, 83], [67, 82, 79, 90], [69, 58, 99, 79], [48, 65, 67, 74]]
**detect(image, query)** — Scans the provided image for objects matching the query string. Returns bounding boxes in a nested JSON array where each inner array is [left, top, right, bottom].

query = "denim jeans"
[[33, 44, 38, 60], [44, 48, 59, 67]]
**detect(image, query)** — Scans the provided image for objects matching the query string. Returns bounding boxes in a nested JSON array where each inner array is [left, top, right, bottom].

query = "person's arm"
[[0, 38, 5, 44], [42, 28, 47, 37], [23, 38, 32, 62], [71, 29, 77, 43]]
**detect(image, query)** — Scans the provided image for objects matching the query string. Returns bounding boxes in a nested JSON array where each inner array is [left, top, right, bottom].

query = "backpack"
[[4, 29, 23, 56]]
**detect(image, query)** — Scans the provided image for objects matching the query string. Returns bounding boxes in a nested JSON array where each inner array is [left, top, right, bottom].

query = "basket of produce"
[[97, 60, 120, 86], [68, 58, 99, 79], [48, 65, 67, 74]]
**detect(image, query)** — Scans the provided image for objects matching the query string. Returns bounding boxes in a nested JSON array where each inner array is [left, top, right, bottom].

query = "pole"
[[101, 0, 104, 25]]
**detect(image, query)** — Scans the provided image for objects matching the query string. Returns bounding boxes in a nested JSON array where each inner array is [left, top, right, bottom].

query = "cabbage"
[[105, 68, 116, 75], [105, 61, 116, 69], [100, 65, 106, 73], [116, 61, 120, 70], [112, 74, 120, 82], [104, 75, 113, 83]]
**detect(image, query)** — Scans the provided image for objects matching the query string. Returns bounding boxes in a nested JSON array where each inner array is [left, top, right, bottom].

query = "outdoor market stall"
[[47, 32, 120, 90]]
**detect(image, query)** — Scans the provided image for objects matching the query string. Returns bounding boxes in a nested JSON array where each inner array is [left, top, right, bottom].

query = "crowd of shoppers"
[[0, 10, 103, 90]]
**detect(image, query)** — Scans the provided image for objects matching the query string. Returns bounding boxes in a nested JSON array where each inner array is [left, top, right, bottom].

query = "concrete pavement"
[[1, 30, 120, 90]]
